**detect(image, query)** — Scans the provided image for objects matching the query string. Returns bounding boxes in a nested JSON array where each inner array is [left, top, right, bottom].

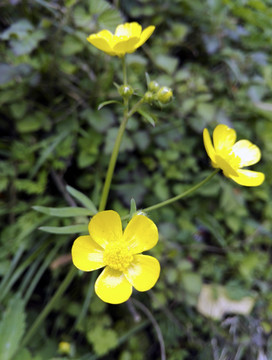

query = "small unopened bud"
[[148, 81, 160, 92], [58, 341, 71, 355], [119, 85, 134, 98], [143, 91, 155, 104], [156, 86, 173, 104]]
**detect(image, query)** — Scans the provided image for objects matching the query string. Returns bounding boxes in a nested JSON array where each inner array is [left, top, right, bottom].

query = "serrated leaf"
[[137, 109, 156, 127], [97, 100, 121, 110], [89, 0, 111, 14], [39, 224, 88, 234], [98, 9, 123, 31], [66, 185, 98, 213], [33, 206, 94, 217], [0, 296, 26, 360]]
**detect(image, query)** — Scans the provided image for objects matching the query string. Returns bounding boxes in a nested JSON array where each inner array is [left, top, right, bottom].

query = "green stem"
[[120, 169, 220, 221], [99, 57, 144, 212], [98, 97, 144, 212], [143, 169, 220, 213], [98, 57, 129, 212], [127, 98, 144, 118], [20, 55, 144, 350], [98, 113, 129, 212], [20, 266, 77, 348], [122, 55, 127, 85]]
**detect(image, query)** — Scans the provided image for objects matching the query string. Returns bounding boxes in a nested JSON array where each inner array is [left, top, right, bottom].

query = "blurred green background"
[[1, 0, 272, 359]]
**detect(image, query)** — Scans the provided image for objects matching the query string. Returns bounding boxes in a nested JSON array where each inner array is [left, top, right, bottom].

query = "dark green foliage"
[[1, 0, 272, 359]]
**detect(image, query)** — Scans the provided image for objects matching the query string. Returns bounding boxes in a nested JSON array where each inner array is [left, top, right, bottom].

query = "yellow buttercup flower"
[[87, 22, 155, 57], [203, 124, 265, 186], [72, 210, 160, 304]]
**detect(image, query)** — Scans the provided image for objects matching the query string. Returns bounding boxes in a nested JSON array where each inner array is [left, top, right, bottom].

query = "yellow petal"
[[214, 154, 239, 177], [129, 22, 143, 37], [232, 140, 261, 167], [112, 37, 140, 56], [88, 210, 123, 249], [71, 235, 104, 271], [95, 266, 132, 304], [124, 254, 160, 291], [115, 22, 142, 37], [228, 169, 265, 186], [213, 124, 236, 152], [135, 25, 155, 48], [203, 128, 216, 164], [123, 215, 158, 254], [87, 30, 115, 55]]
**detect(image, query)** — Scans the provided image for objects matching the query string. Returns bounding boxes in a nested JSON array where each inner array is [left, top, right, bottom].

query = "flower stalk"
[[99, 59, 144, 212], [143, 169, 220, 213]]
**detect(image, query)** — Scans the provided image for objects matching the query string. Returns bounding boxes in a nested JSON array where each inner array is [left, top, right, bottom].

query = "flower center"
[[103, 241, 133, 272]]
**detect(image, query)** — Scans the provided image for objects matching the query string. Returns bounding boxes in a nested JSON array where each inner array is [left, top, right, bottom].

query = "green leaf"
[[130, 198, 137, 217], [137, 109, 156, 127], [198, 214, 226, 247], [10, 30, 46, 56], [29, 130, 70, 179], [1, 19, 33, 40], [33, 206, 95, 217], [16, 111, 49, 133], [61, 35, 84, 56], [0, 296, 26, 360], [89, 0, 111, 14], [145, 72, 151, 86], [97, 100, 121, 110], [98, 9, 123, 32], [87, 326, 118, 356], [39, 224, 88, 234], [13, 348, 42, 360], [154, 55, 178, 75], [66, 185, 98, 213], [181, 272, 202, 295]]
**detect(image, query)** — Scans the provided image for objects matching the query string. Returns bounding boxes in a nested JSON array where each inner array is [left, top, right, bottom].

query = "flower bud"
[[58, 341, 71, 355], [148, 81, 160, 92], [156, 86, 173, 104], [118, 85, 134, 98], [143, 91, 155, 104]]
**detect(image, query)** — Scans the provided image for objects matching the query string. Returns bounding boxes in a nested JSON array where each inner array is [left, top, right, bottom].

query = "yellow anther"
[[103, 241, 133, 272]]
